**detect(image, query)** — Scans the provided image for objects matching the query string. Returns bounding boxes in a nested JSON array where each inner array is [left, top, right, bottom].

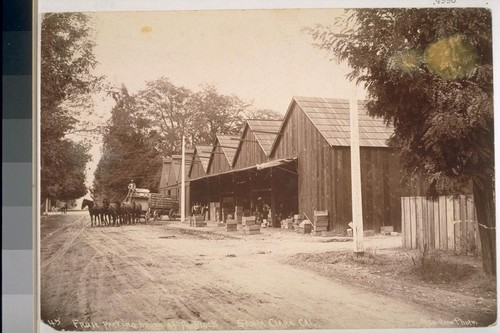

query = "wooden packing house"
[[270, 96, 405, 234], [158, 150, 194, 217], [167, 96, 426, 235], [189, 135, 240, 221]]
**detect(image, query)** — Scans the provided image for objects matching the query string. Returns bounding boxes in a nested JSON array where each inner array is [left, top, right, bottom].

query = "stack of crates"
[[313, 210, 329, 236], [293, 214, 304, 230], [234, 206, 244, 223], [298, 220, 312, 234], [190, 215, 206, 227], [226, 219, 237, 232], [241, 216, 260, 235], [281, 219, 294, 229]]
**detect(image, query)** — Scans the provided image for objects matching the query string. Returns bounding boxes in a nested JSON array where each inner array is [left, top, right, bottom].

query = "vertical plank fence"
[[401, 195, 481, 254]]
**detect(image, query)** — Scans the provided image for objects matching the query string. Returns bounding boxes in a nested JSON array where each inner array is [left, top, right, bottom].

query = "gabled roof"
[[169, 158, 181, 185], [194, 145, 212, 173], [216, 134, 239, 165], [158, 157, 173, 189], [271, 96, 393, 154], [247, 119, 282, 155], [171, 150, 194, 184], [176, 149, 194, 182]]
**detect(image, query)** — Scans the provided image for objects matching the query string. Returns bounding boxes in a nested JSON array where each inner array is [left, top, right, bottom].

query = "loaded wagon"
[[131, 188, 151, 222], [149, 193, 179, 221]]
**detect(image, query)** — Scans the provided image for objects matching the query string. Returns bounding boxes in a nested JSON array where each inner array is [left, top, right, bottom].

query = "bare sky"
[[72, 8, 363, 187], [90, 8, 363, 113]]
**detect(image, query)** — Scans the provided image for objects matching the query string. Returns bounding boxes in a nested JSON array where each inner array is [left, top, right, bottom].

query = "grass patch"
[[410, 246, 474, 284]]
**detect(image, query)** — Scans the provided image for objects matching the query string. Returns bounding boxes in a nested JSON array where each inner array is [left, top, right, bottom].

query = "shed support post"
[[350, 84, 364, 256], [218, 175, 223, 223], [181, 135, 186, 222], [271, 167, 278, 228]]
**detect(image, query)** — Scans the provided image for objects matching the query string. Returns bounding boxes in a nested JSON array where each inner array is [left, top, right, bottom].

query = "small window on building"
[[168, 190, 171, 196]]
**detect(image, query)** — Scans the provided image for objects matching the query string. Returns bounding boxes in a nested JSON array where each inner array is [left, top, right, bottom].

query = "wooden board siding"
[[190, 155, 206, 179], [401, 195, 480, 253], [272, 102, 406, 235], [207, 140, 233, 175], [166, 160, 181, 190], [189, 145, 211, 180], [158, 158, 172, 192], [233, 125, 269, 169]]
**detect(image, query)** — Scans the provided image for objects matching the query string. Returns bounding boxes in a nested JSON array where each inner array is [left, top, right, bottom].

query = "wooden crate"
[[226, 220, 237, 232], [313, 210, 329, 232], [281, 219, 294, 229], [294, 214, 305, 220], [242, 216, 256, 226], [298, 226, 312, 234], [242, 224, 260, 235], [234, 206, 244, 222], [380, 226, 394, 235], [298, 221, 312, 234], [190, 215, 206, 227], [363, 230, 375, 237]]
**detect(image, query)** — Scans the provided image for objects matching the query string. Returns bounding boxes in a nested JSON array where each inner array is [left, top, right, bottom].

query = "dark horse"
[[81, 199, 106, 227], [103, 199, 121, 226], [121, 201, 142, 224]]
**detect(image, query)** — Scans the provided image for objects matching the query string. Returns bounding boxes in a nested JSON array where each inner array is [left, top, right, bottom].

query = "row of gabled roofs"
[[161, 96, 394, 185]]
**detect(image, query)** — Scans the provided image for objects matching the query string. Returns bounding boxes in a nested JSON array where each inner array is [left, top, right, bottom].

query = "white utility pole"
[[181, 134, 186, 222], [350, 83, 365, 256]]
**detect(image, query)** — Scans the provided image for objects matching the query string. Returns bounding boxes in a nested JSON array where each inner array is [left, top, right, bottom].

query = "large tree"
[[93, 86, 162, 201], [191, 84, 250, 143], [307, 8, 495, 274], [41, 13, 102, 201], [137, 78, 250, 154]]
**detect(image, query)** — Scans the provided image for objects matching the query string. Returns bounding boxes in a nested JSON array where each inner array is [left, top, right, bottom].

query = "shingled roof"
[[289, 96, 393, 148], [194, 145, 212, 173], [216, 134, 240, 165], [246, 119, 282, 156]]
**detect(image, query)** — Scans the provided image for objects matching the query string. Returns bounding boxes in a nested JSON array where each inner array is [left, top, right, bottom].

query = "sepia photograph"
[[38, 1, 497, 331]]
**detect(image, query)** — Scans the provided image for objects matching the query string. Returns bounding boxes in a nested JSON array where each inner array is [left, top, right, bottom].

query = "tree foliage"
[[94, 80, 252, 201], [41, 139, 91, 200], [137, 78, 249, 156], [93, 86, 163, 201], [307, 8, 495, 274], [41, 13, 102, 201], [244, 108, 283, 121]]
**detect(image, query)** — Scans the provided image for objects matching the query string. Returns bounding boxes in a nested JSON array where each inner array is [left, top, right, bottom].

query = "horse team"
[[81, 198, 143, 227]]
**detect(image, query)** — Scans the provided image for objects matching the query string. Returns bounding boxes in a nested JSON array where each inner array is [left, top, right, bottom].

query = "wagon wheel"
[[152, 210, 159, 221], [145, 210, 150, 223], [168, 209, 176, 220]]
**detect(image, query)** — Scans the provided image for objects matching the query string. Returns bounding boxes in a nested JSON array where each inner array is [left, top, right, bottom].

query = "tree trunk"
[[473, 178, 496, 276]]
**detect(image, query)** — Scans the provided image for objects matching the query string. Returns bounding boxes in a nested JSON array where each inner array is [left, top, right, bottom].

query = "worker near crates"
[[256, 197, 271, 227]]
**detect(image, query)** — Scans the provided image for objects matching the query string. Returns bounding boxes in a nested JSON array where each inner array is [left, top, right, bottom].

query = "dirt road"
[[41, 212, 450, 331]]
